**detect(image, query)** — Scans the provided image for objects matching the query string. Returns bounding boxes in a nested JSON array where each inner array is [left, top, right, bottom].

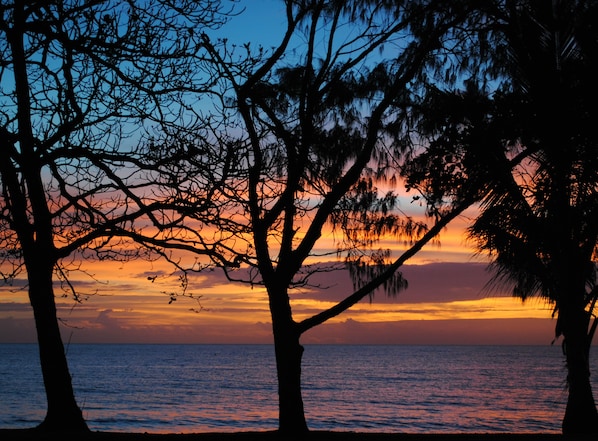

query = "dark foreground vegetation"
[[1, 0, 597, 437], [0, 430, 588, 441]]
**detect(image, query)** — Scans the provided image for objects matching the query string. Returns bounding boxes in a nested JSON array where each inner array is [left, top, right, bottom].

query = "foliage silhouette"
[[147, 0, 479, 433], [404, 0, 598, 434], [0, 0, 232, 431]]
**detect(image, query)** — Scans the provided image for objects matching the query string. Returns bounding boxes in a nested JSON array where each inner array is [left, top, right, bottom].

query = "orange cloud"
[[0, 258, 560, 345]]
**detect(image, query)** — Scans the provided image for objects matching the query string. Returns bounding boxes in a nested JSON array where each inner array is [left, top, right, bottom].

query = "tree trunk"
[[28, 259, 88, 432], [561, 303, 598, 435], [273, 325, 308, 434], [268, 283, 309, 434]]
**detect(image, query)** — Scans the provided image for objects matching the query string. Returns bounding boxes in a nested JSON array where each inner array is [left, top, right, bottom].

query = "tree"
[[404, 0, 598, 435], [152, 0, 476, 433], [0, 0, 230, 431], [473, 0, 598, 434]]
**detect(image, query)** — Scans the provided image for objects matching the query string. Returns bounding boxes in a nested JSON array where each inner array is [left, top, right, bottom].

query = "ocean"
[[1, 344, 594, 434]]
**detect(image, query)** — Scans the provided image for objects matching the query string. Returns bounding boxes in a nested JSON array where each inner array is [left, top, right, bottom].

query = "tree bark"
[[27, 258, 88, 432], [269, 286, 309, 434], [560, 302, 598, 435], [273, 326, 308, 434]]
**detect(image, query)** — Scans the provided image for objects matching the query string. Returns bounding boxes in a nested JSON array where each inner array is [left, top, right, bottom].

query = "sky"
[[0, 1, 563, 346], [0, 212, 559, 345]]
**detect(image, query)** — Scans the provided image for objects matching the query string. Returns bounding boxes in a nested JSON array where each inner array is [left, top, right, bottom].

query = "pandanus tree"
[[405, 0, 598, 434], [150, 0, 477, 433], [0, 0, 229, 431]]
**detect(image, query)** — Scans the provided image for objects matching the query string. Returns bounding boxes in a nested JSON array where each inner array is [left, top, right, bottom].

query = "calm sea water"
[[1, 344, 596, 433]]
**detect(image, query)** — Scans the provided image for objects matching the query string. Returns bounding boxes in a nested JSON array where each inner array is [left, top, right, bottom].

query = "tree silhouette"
[[404, 0, 598, 435], [150, 0, 476, 433], [474, 1, 598, 434], [0, 0, 230, 431]]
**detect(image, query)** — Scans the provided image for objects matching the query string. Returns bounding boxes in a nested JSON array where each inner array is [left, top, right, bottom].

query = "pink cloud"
[[290, 261, 501, 304]]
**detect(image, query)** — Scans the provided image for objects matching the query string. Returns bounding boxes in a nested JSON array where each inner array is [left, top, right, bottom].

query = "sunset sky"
[[0, 211, 559, 345], [0, 1, 563, 346]]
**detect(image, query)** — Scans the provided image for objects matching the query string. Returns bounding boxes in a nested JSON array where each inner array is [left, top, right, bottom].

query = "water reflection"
[[0, 344, 589, 433]]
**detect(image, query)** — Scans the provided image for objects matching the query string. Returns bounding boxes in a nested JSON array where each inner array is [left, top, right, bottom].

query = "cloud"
[[65, 319, 275, 344], [0, 302, 33, 312], [288, 261, 499, 304], [0, 316, 37, 343], [165, 261, 497, 306], [302, 317, 558, 345], [0, 261, 557, 345], [94, 309, 124, 329], [0, 305, 560, 345]]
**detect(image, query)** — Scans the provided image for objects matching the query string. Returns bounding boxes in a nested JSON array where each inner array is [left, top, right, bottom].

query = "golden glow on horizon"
[[291, 296, 552, 323], [0, 203, 553, 344], [0, 280, 556, 344]]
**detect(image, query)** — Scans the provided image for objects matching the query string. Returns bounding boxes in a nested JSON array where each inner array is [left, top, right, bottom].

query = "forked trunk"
[[28, 260, 88, 432], [560, 304, 598, 435]]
